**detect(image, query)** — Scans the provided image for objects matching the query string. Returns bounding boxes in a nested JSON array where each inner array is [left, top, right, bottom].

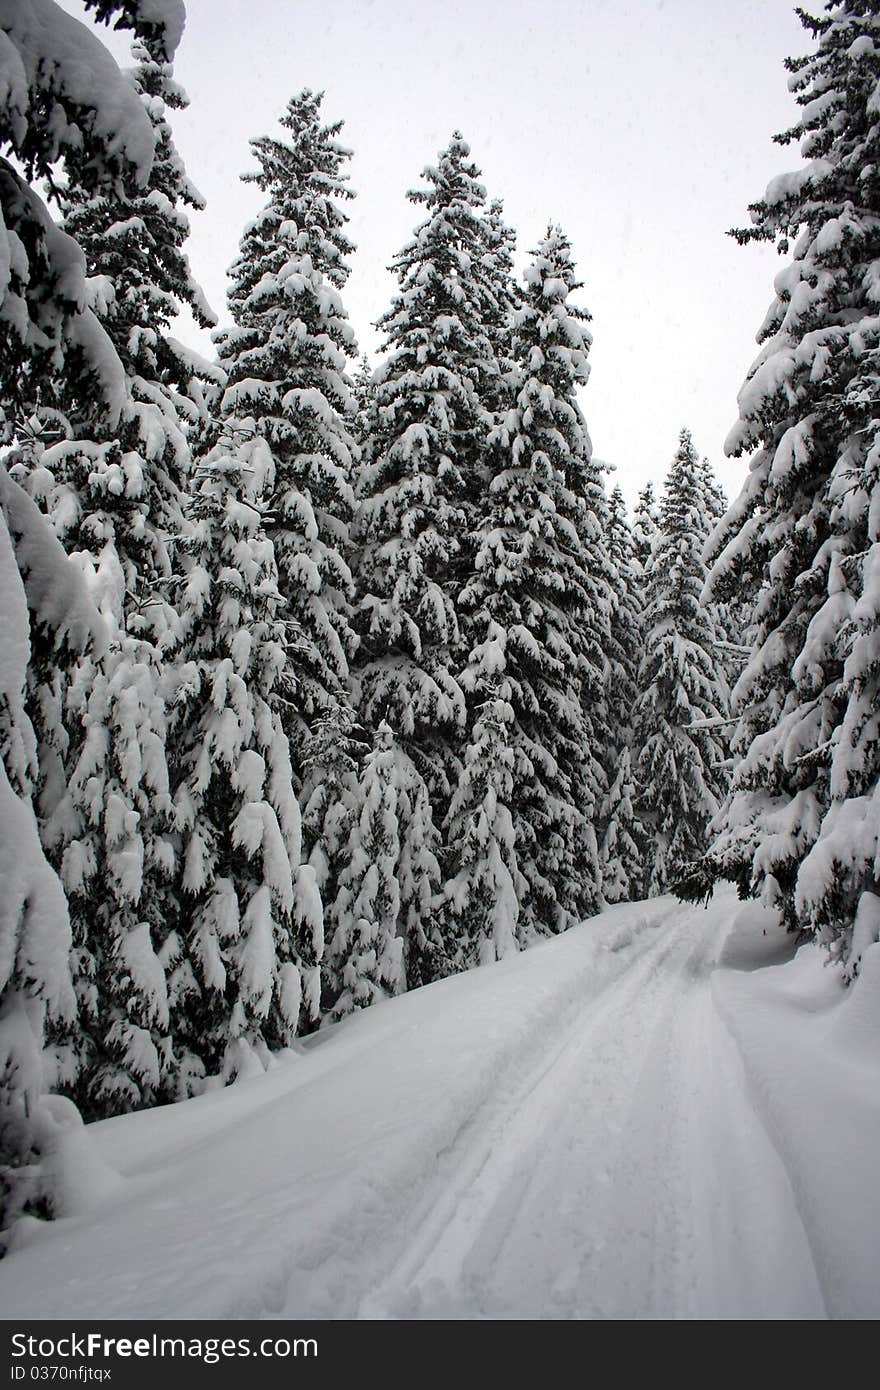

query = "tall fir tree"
[[214, 89, 359, 764], [632, 481, 660, 573], [700, 0, 880, 974], [458, 227, 611, 935], [697, 455, 750, 691], [479, 198, 520, 414], [348, 354, 377, 461], [0, 469, 108, 1239], [8, 31, 218, 1116], [699, 454, 728, 530], [599, 485, 646, 901], [0, 0, 184, 1236], [634, 430, 729, 895], [352, 132, 499, 807], [603, 485, 643, 757], [300, 706, 364, 911], [165, 431, 322, 1085], [206, 91, 363, 1028], [350, 133, 505, 982]]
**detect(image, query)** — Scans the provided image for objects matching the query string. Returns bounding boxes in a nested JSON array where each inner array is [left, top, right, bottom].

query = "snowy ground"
[[2, 888, 878, 1320]]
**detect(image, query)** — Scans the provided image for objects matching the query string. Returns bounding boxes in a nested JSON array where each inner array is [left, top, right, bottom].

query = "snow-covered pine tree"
[[0, 468, 110, 1241], [165, 430, 322, 1086], [546, 252, 617, 915], [442, 623, 524, 966], [299, 703, 364, 1022], [36, 617, 179, 1117], [352, 133, 499, 813], [215, 89, 359, 761], [324, 722, 415, 1017], [632, 481, 660, 572], [634, 429, 729, 896], [348, 134, 504, 984], [697, 456, 749, 691], [699, 0, 880, 974], [50, 34, 217, 608], [699, 455, 728, 529], [7, 26, 219, 1117], [598, 748, 644, 904], [458, 226, 608, 935], [604, 486, 642, 750], [599, 485, 645, 901], [0, 0, 181, 1232], [479, 198, 520, 415], [348, 354, 377, 459]]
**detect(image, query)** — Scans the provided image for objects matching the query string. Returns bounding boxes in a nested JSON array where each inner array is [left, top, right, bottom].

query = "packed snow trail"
[[1, 890, 875, 1319], [355, 898, 823, 1319]]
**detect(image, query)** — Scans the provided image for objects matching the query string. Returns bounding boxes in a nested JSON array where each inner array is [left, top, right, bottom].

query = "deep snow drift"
[[1, 888, 877, 1320]]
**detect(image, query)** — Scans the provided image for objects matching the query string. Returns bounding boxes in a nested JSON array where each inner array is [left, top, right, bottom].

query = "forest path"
[[0, 891, 837, 1319], [355, 897, 825, 1319]]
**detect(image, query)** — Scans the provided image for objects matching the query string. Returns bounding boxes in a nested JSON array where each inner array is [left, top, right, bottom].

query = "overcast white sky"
[[62, 0, 809, 508]]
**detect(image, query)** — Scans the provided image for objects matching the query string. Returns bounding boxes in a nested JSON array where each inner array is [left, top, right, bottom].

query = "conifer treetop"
[[236, 89, 355, 295], [376, 130, 497, 391]]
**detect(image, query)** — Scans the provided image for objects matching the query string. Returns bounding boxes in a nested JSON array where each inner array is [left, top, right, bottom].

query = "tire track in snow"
[[173, 900, 683, 1322], [675, 982, 827, 1319], [354, 904, 708, 1318], [355, 902, 826, 1319]]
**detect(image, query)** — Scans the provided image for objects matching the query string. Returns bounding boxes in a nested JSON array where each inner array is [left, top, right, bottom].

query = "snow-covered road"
[[2, 891, 877, 1319], [355, 898, 823, 1319]]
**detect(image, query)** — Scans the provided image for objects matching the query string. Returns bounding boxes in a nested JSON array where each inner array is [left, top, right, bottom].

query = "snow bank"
[[714, 903, 880, 1319]]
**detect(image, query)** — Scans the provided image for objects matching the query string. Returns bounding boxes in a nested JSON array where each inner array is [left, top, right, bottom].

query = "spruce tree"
[[299, 704, 364, 1021], [8, 31, 217, 1116], [599, 748, 644, 904], [458, 227, 609, 935], [479, 198, 520, 415], [352, 133, 498, 810], [699, 454, 728, 531], [697, 456, 749, 690], [634, 430, 728, 895], [348, 354, 377, 461], [44, 628, 179, 1114], [215, 89, 359, 760], [700, 0, 880, 974], [632, 481, 660, 573], [0, 469, 108, 1238], [165, 431, 322, 1086], [0, 0, 182, 1234], [604, 486, 643, 754], [300, 706, 364, 906], [443, 625, 525, 965], [600, 486, 645, 901]]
